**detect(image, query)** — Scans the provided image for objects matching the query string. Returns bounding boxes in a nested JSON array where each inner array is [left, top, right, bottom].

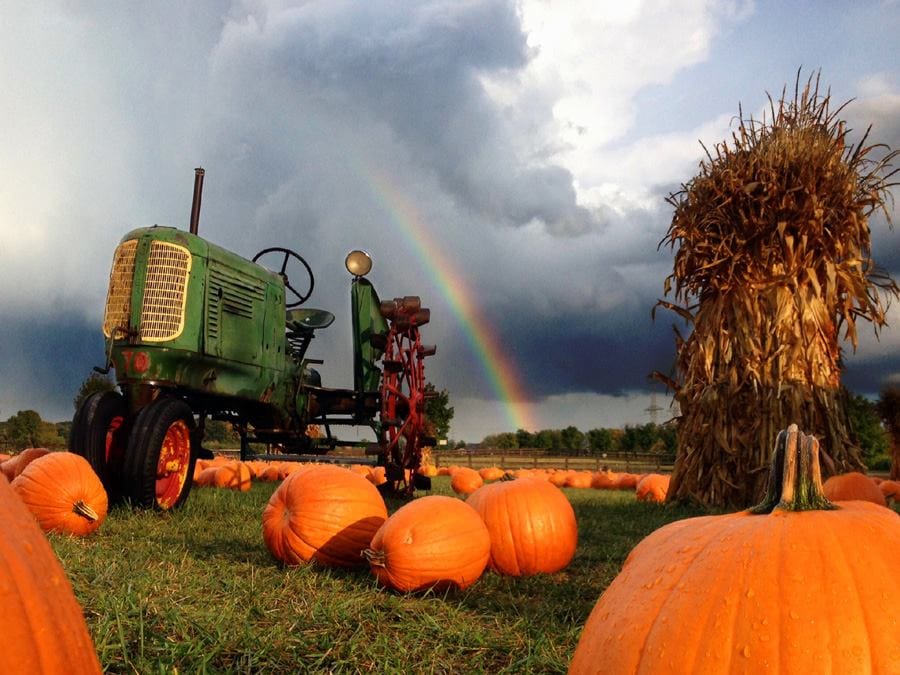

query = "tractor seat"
[[286, 308, 335, 333]]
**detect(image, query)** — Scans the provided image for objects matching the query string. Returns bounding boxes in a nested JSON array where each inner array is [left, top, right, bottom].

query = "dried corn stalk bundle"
[[657, 73, 899, 508]]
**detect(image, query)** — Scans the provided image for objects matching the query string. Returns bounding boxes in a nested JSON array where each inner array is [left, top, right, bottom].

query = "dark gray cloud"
[[203, 0, 598, 235]]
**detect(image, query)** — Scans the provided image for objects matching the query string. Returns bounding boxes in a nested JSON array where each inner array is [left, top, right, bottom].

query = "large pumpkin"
[[466, 477, 577, 576], [12, 452, 108, 536], [363, 495, 490, 592], [263, 464, 387, 568], [0, 474, 102, 673], [569, 425, 900, 673]]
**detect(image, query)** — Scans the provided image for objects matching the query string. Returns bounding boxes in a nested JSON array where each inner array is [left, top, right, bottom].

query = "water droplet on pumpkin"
[[741, 645, 751, 658], [790, 610, 800, 620], [745, 588, 755, 598], [758, 634, 770, 643]]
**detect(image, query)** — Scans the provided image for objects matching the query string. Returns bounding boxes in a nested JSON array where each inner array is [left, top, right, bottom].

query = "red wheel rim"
[[379, 321, 428, 493], [156, 419, 191, 509]]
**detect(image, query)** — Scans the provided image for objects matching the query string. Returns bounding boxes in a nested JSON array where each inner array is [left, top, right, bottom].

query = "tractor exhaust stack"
[[189, 167, 205, 235]]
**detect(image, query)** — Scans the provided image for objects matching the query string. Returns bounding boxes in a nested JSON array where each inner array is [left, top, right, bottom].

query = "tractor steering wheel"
[[252, 247, 315, 308]]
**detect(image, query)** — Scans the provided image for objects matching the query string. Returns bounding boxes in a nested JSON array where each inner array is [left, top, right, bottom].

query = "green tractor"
[[71, 169, 436, 509]]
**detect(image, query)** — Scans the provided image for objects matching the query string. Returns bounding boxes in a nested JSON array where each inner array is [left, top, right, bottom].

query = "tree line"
[[473, 391, 893, 470], [478, 423, 677, 458]]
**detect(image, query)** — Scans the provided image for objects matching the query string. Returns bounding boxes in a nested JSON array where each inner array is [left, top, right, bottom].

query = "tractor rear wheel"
[[122, 397, 197, 510], [70, 391, 129, 502]]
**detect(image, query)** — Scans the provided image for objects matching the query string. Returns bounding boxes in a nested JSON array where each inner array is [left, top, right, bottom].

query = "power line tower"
[[645, 391, 663, 425]]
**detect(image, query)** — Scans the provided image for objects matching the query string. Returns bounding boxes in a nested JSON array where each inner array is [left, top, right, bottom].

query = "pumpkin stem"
[[750, 424, 837, 514], [72, 500, 99, 522], [361, 548, 386, 567]]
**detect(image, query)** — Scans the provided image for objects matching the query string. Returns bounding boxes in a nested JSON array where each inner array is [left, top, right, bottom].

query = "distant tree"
[[486, 432, 517, 449], [845, 391, 889, 465], [876, 385, 900, 479], [73, 372, 117, 411], [6, 410, 43, 449], [454, 439, 467, 450], [533, 429, 562, 451], [424, 383, 454, 440], [586, 428, 616, 454], [515, 428, 534, 449], [560, 426, 585, 453], [620, 424, 657, 453]]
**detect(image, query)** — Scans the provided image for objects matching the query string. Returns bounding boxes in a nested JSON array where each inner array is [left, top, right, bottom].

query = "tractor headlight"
[[345, 250, 372, 277]]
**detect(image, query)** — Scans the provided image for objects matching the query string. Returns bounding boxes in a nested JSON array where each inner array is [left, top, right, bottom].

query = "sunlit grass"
[[51, 477, 712, 673]]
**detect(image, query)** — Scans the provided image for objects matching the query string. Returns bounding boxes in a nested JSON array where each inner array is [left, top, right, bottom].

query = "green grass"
[[50, 478, 712, 673]]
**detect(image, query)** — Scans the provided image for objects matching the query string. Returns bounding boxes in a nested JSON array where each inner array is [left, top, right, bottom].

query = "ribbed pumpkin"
[[214, 462, 252, 491], [363, 495, 490, 592], [0, 474, 102, 673], [634, 473, 670, 502], [263, 464, 387, 568], [569, 425, 900, 674], [822, 471, 887, 506], [450, 467, 483, 495], [12, 452, 108, 536], [467, 477, 578, 576]]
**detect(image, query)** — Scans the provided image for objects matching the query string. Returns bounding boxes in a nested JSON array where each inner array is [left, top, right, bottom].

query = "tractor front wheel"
[[122, 398, 197, 510], [70, 391, 129, 502]]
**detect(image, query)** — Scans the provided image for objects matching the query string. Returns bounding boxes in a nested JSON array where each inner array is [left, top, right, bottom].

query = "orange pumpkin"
[[363, 495, 490, 592], [823, 471, 887, 506], [467, 477, 577, 576], [634, 473, 670, 502], [450, 467, 483, 495], [590, 471, 617, 489], [565, 471, 593, 489], [263, 464, 387, 568], [193, 467, 220, 487], [12, 452, 108, 536], [548, 471, 569, 487], [0, 474, 102, 672], [6, 447, 51, 480], [478, 466, 505, 482], [569, 425, 900, 673], [614, 473, 640, 489], [367, 465, 388, 486], [214, 462, 252, 491]]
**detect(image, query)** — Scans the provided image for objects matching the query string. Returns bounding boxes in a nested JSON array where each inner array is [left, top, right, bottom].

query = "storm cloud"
[[1, 1, 898, 441]]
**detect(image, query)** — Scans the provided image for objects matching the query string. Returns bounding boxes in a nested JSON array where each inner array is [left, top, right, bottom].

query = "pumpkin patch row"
[[191, 455, 675, 504], [439, 463, 671, 503]]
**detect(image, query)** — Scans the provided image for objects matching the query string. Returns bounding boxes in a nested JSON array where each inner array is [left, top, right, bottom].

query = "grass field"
[[49, 477, 711, 673]]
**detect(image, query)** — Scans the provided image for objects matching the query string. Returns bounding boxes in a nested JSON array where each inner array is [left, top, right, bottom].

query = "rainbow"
[[364, 168, 537, 433]]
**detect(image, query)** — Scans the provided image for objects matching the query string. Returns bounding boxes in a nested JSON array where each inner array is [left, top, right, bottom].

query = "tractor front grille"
[[140, 242, 192, 341], [102, 239, 192, 342], [103, 240, 138, 339]]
